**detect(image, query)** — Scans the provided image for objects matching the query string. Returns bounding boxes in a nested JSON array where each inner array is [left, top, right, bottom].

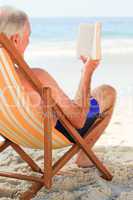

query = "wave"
[[25, 38, 133, 58]]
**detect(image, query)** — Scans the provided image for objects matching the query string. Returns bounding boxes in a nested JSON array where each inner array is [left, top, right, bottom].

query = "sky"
[[0, 0, 133, 17]]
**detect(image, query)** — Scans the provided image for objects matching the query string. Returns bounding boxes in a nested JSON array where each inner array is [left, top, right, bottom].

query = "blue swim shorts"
[[55, 97, 100, 143]]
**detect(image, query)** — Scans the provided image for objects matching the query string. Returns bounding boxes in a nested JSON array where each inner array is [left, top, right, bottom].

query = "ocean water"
[[30, 17, 133, 41], [26, 17, 133, 57], [27, 17, 133, 54], [25, 17, 133, 98]]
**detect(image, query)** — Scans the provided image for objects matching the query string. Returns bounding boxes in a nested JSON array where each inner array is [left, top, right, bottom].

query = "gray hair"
[[0, 6, 29, 38]]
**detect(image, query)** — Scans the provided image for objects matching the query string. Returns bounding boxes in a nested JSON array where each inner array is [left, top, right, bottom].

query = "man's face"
[[10, 20, 31, 55]]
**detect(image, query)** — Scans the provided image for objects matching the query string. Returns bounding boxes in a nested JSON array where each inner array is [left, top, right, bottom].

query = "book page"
[[76, 23, 101, 60], [91, 23, 101, 60]]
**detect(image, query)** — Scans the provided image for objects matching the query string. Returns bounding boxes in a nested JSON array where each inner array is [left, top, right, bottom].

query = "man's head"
[[0, 6, 31, 55]]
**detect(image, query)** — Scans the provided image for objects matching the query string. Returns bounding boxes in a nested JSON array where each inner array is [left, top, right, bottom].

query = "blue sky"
[[0, 0, 133, 17]]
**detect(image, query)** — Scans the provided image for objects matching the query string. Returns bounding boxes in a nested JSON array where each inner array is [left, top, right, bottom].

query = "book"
[[76, 22, 101, 60]]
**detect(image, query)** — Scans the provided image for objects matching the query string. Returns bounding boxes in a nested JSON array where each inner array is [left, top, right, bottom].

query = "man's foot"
[[76, 160, 94, 168], [75, 151, 94, 168]]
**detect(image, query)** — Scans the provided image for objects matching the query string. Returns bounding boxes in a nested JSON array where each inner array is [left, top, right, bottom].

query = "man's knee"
[[99, 84, 117, 103], [92, 84, 117, 111]]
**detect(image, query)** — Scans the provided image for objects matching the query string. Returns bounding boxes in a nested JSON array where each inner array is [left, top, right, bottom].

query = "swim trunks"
[[55, 97, 100, 143]]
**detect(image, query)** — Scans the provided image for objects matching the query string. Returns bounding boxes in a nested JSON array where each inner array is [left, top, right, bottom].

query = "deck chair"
[[0, 33, 113, 200]]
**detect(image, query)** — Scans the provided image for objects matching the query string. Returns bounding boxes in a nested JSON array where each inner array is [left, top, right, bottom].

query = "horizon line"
[[29, 16, 133, 18]]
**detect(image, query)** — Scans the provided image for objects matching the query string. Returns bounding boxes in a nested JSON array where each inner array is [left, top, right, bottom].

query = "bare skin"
[[9, 20, 116, 168]]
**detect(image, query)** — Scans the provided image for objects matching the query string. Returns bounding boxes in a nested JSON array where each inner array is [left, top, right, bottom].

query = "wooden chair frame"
[[0, 33, 113, 200]]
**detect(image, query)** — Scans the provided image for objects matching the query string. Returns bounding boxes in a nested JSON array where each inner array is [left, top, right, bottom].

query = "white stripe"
[[0, 119, 30, 147], [0, 119, 58, 149], [0, 49, 43, 130], [0, 101, 58, 148], [0, 96, 41, 147]]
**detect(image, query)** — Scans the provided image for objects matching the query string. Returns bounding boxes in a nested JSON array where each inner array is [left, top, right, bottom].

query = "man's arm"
[[74, 66, 91, 109], [73, 58, 99, 123], [74, 56, 94, 106], [32, 59, 99, 129]]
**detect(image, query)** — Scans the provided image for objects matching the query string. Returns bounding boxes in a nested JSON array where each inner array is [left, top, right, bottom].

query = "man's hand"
[[80, 55, 100, 73], [80, 55, 88, 64]]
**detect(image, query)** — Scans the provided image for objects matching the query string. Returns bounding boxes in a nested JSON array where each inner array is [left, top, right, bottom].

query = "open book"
[[76, 22, 101, 60]]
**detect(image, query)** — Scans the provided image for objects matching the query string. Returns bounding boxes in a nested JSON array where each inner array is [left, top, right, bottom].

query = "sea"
[[29, 17, 133, 42], [25, 17, 133, 100]]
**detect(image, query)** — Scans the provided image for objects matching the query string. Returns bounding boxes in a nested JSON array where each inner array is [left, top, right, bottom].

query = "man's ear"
[[10, 33, 20, 47]]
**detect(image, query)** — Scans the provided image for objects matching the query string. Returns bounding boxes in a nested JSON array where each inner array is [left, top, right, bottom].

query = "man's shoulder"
[[31, 67, 57, 85], [31, 67, 50, 77]]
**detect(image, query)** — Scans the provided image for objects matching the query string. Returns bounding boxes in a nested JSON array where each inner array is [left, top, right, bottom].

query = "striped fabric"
[[0, 47, 72, 149]]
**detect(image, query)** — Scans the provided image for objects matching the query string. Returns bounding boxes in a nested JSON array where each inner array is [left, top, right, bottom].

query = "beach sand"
[[0, 39, 133, 199]]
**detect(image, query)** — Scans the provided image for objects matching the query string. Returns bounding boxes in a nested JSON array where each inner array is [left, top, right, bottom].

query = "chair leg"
[[0, 140, 11, 152], [85, 149, 112, 180], [19, 181, 43, 200], [43, 87, 53, 189], [43, 119, 52, 189], [10, 143, 43, 173]]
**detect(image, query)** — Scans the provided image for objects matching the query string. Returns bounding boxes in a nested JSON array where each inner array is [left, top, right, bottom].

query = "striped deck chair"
[[0, 33, 113, 200]]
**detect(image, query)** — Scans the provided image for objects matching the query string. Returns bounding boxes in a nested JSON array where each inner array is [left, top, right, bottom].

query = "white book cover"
[[76, 22, 102, 60]]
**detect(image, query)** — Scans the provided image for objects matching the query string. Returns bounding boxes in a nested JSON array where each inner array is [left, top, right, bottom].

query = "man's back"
[[16, 67, 58, 126]]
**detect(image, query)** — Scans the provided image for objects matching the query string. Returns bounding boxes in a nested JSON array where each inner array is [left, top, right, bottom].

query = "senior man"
[[0, 6, 116, 167]]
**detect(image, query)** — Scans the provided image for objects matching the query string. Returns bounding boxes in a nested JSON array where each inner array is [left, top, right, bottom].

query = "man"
[[0, 6, 116, 167]]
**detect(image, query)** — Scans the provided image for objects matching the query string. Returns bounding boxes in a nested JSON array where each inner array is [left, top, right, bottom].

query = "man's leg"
[[75, 84, 116, 167]]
